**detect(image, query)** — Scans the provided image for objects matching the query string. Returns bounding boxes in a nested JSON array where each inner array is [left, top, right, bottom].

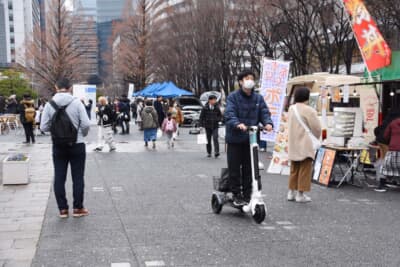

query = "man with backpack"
[[19, 94, 36, 144], [40, 78, 91, 218]]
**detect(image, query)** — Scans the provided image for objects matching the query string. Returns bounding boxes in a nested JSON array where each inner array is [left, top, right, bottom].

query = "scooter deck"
[[213, 191, 246, 210]]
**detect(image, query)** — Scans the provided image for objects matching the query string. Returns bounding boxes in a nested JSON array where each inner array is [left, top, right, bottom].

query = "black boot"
[[374, 178, 387, 192]]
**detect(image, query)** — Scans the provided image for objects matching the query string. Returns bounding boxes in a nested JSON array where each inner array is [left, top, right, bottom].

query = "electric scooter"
[[211, 126, 267, 224]]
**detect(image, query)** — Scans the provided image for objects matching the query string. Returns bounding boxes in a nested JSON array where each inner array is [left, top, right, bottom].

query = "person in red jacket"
[[381, 112, 400, 190]]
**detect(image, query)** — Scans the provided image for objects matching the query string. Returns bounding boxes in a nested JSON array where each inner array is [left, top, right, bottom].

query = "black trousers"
[[23, 123, 35, 143], [121, 120, 130, 134], [227, 143, 252, 199], [52, 143, 86, 210], [206, 128, 219, 155]]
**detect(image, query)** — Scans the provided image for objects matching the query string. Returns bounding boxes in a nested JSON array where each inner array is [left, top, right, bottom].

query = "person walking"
[[136, 100, 144, 130], [162, 112, 178, 149], [168, 101, 183, 139], [225, 70, 273, 206], [287, 87, 321, 203], [380, 109, 400, 189], [118, 94, 131, 134], [40, 78, 91, 218], [94, 96, 117, 152], [85, 99, 93, 120], [200, 95, 222, 158], [36, 98, 48, 135], [6, 95, 18, 114], [141, 100, 159, 149], [19, 94, 36, 144], [112, 98, 120, 134], [131, 101, 138, 122], [154, 96, 165, 128]]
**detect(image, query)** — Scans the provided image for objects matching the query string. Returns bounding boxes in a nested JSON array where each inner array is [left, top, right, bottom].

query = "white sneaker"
[[295, 193, 312, 203], [287, 190, 296, 201]]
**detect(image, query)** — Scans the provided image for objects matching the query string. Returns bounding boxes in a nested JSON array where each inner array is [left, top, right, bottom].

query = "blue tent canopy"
[[155, 82, 193, 98], [133, 82, 193, 98], [133, 83, 163, 97]]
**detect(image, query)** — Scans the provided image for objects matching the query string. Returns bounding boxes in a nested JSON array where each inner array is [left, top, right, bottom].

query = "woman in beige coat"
[[287, 87, 321, 203]]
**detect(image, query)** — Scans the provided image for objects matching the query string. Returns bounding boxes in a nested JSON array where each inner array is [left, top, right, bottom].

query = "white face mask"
[[243, 80, 255, 90]]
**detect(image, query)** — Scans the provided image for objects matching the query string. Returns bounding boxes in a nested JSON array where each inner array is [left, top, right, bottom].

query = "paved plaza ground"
[[1, 125, 400, 267]]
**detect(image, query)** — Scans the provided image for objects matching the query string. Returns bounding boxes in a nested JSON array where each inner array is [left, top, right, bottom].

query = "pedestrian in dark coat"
[[199, 95, 222, 158], [6, 95, 18, 114], [154, 96, 165, 127], [118, 95, 131, 134]]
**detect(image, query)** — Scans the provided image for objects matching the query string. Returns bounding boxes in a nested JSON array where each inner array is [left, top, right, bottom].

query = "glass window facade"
[[0, 1, 8, 64]]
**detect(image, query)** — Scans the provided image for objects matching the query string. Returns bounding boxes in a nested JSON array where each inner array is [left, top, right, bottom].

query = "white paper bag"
[[197, 133, 207, 145], [157, 129, 163, 139]]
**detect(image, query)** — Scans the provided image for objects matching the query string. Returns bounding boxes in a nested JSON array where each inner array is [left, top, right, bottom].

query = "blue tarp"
[[133, 82, 193, 98], [133, 83, 163, 97]]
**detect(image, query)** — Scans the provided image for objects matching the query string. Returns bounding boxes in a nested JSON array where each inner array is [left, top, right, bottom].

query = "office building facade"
[[0, 0, 40, 67]]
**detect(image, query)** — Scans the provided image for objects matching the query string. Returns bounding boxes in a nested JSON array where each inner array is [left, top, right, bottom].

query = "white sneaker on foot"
[[287, 190, 296, 201], [295, 193, 311, 203]]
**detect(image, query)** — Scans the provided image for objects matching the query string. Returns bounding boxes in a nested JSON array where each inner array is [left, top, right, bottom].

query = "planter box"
[[2, 156, 30, 185]]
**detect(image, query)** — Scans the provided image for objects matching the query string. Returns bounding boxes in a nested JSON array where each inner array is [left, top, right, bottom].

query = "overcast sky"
[[65, 0, 73, 11]]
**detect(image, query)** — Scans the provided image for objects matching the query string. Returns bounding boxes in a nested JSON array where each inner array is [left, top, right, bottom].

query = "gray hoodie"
[[40, 92, 91, 144]]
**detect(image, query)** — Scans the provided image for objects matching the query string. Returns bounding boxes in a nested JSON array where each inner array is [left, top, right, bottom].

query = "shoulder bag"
[[293, 105, 321, 150]]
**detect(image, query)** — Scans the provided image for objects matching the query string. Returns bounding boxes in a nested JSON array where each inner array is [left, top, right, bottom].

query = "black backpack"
[[49, 100, 78, 145]]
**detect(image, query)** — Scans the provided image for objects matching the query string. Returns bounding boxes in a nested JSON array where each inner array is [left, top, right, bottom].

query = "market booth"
[[283, 73, 380, 187], [364, 51, 400, 120]]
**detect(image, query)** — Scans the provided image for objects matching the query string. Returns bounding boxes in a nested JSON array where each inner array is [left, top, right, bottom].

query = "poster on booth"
[[73, 84, 97, 124], [360, 86, 379, 140], [259, 58, 291, 142], [267, 112, 290, 175]]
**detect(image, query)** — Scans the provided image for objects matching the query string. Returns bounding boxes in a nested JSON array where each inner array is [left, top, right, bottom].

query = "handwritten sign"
[[259, 59, 291, 142], [318, 149, 336, 186], [267, 112, 290, 175], [359, 87, 379, 139]]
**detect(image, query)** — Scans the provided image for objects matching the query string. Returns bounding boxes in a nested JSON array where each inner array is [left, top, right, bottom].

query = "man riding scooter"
[[225, 70, 274, 206]]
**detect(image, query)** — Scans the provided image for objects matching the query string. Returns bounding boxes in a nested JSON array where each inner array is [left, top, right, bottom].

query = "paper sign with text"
[[259, 59, 291, 142]]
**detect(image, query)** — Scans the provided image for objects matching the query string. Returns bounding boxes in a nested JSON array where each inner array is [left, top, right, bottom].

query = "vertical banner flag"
[[259, 58, 291, 142], [128, 83, 135, 101], [343, 0, 391, 71]]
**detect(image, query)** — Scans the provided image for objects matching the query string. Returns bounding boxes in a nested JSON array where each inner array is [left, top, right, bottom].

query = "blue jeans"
[[259, 140, 267, 149], [52, 143, 86, 210]]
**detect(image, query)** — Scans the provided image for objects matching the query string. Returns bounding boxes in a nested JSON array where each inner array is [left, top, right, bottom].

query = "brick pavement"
[[0, 143, 53, 267]]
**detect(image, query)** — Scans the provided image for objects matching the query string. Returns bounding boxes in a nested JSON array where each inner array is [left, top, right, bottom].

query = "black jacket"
[[98, 104, 116, 127], [200, 104, 222, 129], [154, 101, 165, 124], [6, 100, 18, 114]]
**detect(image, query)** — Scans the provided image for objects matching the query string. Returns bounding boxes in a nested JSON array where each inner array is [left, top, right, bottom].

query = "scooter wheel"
[[211, 193, 223, 214], [253, 204, 266, 224]]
